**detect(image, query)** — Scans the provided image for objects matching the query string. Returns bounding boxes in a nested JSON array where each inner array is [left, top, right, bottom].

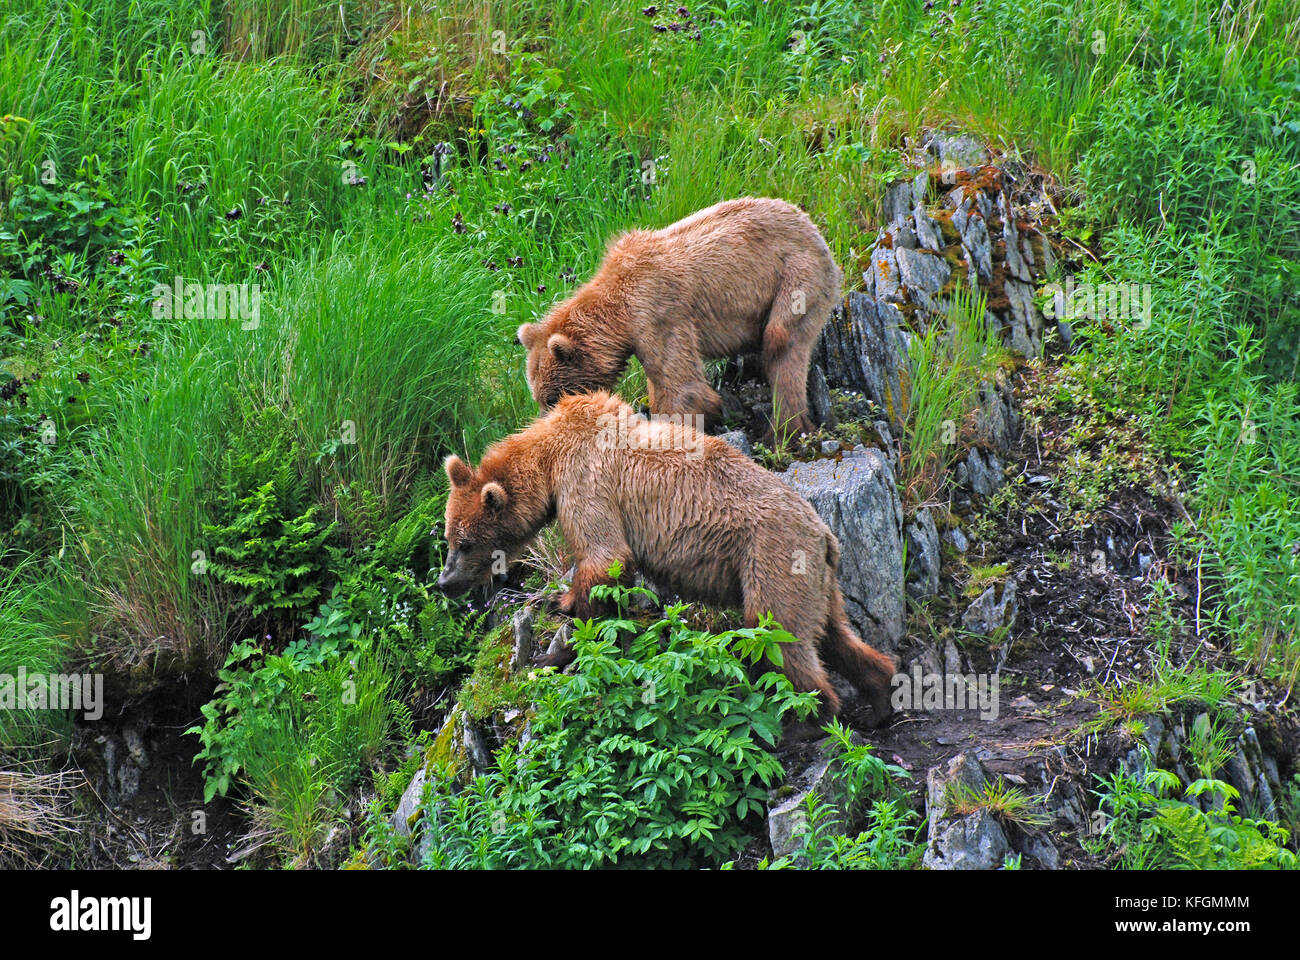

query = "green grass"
[[945, 778, 1053, 829], [0, 556, 80, 753], [3, 0, 1300, 867], [66, 319, 241, 679], [253, 221, 510, 485], [900, 281, 1002, 504]]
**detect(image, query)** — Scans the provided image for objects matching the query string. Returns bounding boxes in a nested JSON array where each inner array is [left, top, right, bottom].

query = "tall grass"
[[117, 53, 351, 273], [0, 0, 217, 198], [253, 220, 510, 491], [0, 558, 80, 751], [900, 283, 1001, 505], [68, 322, 239, 678], [1046, 1, 1300, 682]]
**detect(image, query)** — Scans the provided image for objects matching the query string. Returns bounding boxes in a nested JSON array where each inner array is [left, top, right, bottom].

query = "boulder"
[[718, 430, 752, 458], [1004, 278, 1044, 358], [806, 362, 834, 428], [392, 766, 428, 839], [957, 446, 1005, 497], [973, 371, 1020, 453], [767, 731, 867, 862], [926, 809, 1010, 870], [779, 449, 905, 650], [922, 753, 1009, 870], [869, 421, 899, 473], [945, 526, 970, 553], [871, 244, 902, 303], [815, 293, 912, 433], [510, 608, 535, 672], [960, 214, 993, 284], [888, 221, 918, 250], [895, 247, 952, 312], [882, 179, 915, 226], [999, 191, 1033, 282], [925, 130, 991, 172], [913, 202, 944, 253]]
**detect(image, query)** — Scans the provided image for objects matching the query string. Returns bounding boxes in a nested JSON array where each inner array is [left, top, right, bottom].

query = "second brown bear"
[[516, 197, 842, 442], [436, 391, 897, 725]]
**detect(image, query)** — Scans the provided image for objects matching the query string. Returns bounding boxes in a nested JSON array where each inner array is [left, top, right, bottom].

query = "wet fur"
[[439, 392, 896, 723], [517, 197, 843, 442]]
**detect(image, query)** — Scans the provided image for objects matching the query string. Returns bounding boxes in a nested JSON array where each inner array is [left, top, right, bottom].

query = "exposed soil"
[[70, 681, 244, 869]]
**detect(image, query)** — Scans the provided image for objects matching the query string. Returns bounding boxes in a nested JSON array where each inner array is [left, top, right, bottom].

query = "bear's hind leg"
[[775, 638, 841, 723], [763, 260, 840, 444], [741, 578, 840, 724], [820, 585, 898, 726], [761, 310, 817, 445]]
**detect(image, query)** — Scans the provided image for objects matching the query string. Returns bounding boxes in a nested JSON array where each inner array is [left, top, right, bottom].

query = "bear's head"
[[437, 453, 550, 597], [437, 454, 518, 596], [517, 308, 625, 411]]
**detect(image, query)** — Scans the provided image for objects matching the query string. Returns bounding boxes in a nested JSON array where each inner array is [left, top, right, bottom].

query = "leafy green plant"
[[407, 583, 817, 869], [1090, 762, 1296, 870], [187, 629, 405, 864], [1185, 712, 1236, 781], [326, 481, 483, 691], [0, 157, 134, 320], [757, 719, 922, 870], [10, 0, 1300, 872], [200, 404, 337, 634], [204, 481, 337, 625]]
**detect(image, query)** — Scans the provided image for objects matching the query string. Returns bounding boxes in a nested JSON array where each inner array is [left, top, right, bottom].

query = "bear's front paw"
[[534, 635, 576, 670], [556, 585, 607, 620], [780, 718, 828, 745], [553, 589, 579, 616]]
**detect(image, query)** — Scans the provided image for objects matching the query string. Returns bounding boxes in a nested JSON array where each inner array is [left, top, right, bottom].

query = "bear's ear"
[[445, 455, 473, 488], [517, 322, 539, 348], [480, 481, 508, 512], [547, 333, 576, 361]]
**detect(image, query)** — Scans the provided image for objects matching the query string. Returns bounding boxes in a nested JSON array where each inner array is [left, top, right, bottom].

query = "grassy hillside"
[[2, 0, 1297, 867]]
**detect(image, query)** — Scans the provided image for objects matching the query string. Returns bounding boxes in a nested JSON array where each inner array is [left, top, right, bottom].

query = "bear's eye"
[[458, 539, 476, 553]]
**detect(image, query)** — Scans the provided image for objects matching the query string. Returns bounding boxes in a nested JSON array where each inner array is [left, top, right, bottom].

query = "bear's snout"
[[436, 557, 474, 596]]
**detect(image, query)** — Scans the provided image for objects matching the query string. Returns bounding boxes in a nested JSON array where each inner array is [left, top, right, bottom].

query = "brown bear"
[[436, 391, 897, 725], [516, 197, 842, 443]]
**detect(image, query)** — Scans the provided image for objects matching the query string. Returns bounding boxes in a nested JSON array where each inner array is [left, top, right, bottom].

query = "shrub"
[[1090, 763, 1296, 870], [412, 584, 818, 869], [756, 720, 922, 870], [187, 629, 406, 863]]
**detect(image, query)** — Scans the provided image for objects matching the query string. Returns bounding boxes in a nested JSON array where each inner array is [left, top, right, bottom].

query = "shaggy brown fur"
[[436, 392, 897, 724], [516, 197, 843, 442]]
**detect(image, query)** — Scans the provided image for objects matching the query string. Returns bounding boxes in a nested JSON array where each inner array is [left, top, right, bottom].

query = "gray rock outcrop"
[[779, 449, 905, 650]]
